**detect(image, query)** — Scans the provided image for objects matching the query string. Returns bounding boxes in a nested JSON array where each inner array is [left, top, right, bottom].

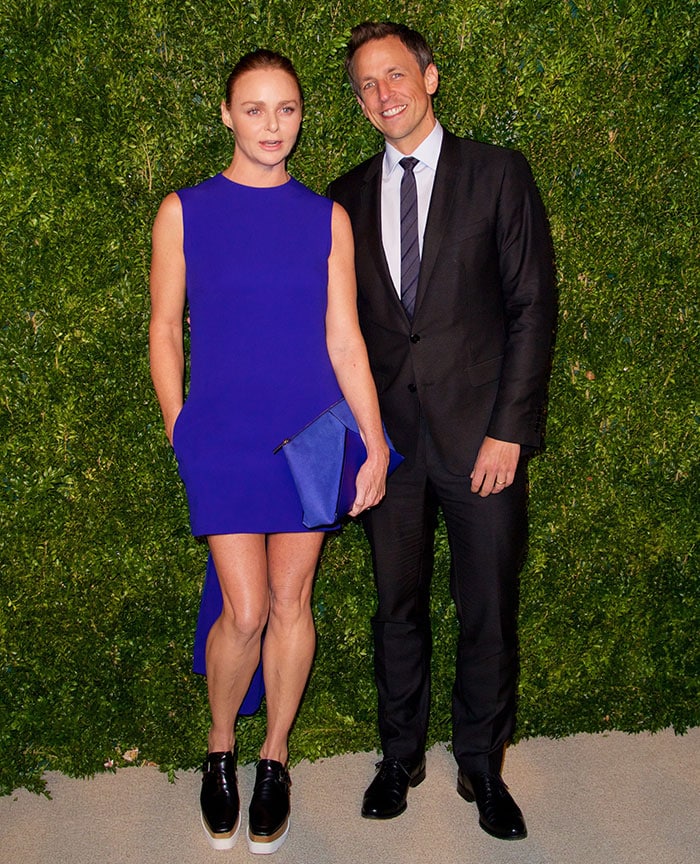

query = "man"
[[327, 22, 556, 840]]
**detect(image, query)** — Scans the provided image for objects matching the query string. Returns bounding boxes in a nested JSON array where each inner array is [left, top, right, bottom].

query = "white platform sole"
[[247, 817, 290, 854], [201, 811, 241, 850]]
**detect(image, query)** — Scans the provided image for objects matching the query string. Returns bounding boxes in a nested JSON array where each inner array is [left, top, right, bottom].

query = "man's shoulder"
[[327, 152, 382, 200], [438, 131, 537, 190], [444, 129, 525, 165]]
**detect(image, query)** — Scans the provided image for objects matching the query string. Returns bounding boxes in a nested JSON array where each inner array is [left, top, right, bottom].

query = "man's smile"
[[381, 104, 407, 117]]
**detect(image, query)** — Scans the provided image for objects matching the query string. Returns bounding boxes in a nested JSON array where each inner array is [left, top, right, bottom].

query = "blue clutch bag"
[[275, 398, 404, 529]]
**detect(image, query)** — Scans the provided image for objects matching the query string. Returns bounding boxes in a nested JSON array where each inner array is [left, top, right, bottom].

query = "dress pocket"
[[172, 403, 188, 455]]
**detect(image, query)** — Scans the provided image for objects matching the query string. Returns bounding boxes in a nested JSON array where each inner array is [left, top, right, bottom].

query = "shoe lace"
[[475, 771, 509, 802], [375, 758, 410, 780]]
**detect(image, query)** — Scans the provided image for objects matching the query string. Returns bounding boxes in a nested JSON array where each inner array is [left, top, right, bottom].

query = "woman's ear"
[[221, 100, 233, 132]]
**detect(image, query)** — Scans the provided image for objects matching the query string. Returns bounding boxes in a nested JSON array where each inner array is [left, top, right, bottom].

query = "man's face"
[[352, 35, 438, 154]]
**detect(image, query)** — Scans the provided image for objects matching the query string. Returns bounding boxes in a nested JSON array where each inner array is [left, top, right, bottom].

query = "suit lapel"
[[414, 132, 461, 319], [359, 156, 409, 323]]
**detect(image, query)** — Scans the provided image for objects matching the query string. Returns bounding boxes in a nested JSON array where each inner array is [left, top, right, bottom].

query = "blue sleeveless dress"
[[174, 174, 342, 535], [174, 174, 342, 705]]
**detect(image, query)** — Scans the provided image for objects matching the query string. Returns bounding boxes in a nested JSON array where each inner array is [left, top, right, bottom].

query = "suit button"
[[410, 333, 421, 343], [408, 383, 417, 393]]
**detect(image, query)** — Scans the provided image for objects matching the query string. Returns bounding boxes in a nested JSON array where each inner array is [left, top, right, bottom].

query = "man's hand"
[[470, 436, 521, 497]]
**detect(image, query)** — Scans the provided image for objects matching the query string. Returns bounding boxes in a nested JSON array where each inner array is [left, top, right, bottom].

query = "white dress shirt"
[[381, 121, 444, 297]]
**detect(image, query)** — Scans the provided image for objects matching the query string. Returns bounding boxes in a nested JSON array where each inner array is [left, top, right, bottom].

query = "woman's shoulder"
[[287, 177, 328, 201], [287, 177, 333, 215], [177, 173, 224, 201]]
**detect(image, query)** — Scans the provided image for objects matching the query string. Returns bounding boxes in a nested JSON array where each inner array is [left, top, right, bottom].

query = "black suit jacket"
[[328, 130, 556, 474]]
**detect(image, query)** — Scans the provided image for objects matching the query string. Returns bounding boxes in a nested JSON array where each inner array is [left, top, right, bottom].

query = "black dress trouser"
[[362, 421, 528, 775]]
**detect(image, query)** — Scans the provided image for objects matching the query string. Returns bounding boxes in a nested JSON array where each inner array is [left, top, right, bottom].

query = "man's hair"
[[345, 21, 434, 96]]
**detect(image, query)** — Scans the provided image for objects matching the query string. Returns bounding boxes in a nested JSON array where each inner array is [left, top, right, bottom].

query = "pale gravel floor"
[[1, 728, 698, 864]]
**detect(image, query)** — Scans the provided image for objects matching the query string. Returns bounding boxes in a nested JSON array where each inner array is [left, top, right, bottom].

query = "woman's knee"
[[268, 591, 312, 628], [220, 601, 268, 642]]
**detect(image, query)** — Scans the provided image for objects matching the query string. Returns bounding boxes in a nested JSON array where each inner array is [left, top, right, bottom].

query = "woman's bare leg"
[[259, 531, 325, 764], [206, 533, 269, 753]]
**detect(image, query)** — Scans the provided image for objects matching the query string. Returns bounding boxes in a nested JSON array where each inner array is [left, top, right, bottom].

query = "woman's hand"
[[165, 414, 178, 448], [349, 446, 390, 516]]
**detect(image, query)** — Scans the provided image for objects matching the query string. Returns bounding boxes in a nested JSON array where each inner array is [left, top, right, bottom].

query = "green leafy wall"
[[1, 0, 697, 794]]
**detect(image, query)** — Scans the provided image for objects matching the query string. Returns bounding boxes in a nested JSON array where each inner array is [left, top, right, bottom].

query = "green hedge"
[[1, 0, 697, 794]]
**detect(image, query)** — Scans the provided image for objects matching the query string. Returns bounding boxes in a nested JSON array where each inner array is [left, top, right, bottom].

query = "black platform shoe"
[[200, 749, 240, 849], [247, 759, 291, 854]]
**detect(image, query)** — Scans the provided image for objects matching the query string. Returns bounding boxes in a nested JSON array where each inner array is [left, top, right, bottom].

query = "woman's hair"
[[225, 49, 303, 106], [345, 22, 434, 96]]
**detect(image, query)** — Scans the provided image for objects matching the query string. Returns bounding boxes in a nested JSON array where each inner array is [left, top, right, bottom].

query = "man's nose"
[[376, 81, 391, 102]]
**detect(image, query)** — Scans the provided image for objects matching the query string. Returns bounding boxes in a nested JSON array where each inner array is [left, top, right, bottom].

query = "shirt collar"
[[383, 121, 444, 176]]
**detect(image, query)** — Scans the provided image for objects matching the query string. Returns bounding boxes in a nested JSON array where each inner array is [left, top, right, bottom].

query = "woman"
[[149, 50, 389, 853]]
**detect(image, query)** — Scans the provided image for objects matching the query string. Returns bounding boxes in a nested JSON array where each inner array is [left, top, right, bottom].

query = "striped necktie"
[[399, 156, 420, 320]]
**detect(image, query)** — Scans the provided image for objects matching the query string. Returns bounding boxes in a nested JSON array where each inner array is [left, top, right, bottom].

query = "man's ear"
[[424, 63, 439, 96]]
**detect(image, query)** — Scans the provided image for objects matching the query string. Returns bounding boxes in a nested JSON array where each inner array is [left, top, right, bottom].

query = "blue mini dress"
[[174, 174, 342, 536], [173, 174, 342, 701]]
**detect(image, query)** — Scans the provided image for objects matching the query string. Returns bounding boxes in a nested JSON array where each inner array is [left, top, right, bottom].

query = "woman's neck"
[[222, 155, 290, 188]]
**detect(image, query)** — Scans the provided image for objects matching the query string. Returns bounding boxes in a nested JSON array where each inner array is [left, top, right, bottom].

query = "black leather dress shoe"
[[247, 759, 292, 854], [200, 749, 240, 849], [457, 770, 527, 840], [361, 756, 426, 819]]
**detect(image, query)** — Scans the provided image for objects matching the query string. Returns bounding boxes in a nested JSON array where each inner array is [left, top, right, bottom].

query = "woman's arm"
[[326, 202, 389, 514], [149, 192, 187, 446]]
